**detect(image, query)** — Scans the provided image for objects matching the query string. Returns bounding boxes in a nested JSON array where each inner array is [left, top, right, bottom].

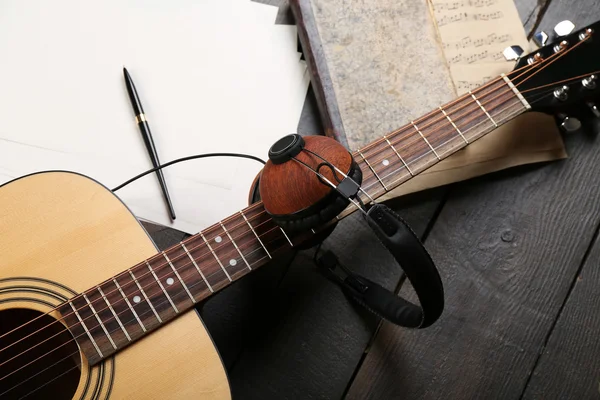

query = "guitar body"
[[0, 171, 230, 399]]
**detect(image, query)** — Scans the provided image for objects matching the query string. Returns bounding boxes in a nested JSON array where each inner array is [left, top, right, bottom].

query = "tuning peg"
[[503, 45, 524, 61], [588, 102, 600, 118], [533, 31, 549, 47], [558, 114, 582, 133], [582, 75, 597, 90], [554, 20, 576, 37]]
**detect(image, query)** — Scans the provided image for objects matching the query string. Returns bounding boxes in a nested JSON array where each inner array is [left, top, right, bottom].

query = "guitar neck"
[[344, 74, 530, 212], [59, 73, 530, 366]]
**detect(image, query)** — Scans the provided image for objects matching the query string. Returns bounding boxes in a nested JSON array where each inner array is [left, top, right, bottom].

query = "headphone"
[[252, 134, 445, 329]]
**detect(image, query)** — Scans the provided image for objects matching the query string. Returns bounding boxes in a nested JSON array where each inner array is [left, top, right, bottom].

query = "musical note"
[[429, 0, 529, 94], [437, 11, 504, 27]]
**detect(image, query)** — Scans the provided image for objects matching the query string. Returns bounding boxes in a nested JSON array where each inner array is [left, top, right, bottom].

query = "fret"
[[83, 293, 117, 350], [469, 91, 497, 127], [221, 213, 270, 269], [158, 245, 211, 304], [145, 261, 179, 313], [356, 139, 411, 192], [129, 269, 163, 322], [501, 73, 531, 109], [68, 301, 103, 358], [383, 126, 438, 175], [129, 263, 178, 322], [357, 150, 388, 190], [410, 121, 440, 160], [384, 135, 413, 176], [114, 271, 161, 331], [162, 252, 196, 302], [240, 211, 272, 259], [113, 278, 147, 332], [146, 254, 196, 311], [242, 205, 294, 256], [354, 156, 386, 199], [97, 286, 131, 341], [439, 106, 468, 144], [281, 227, 294, 247], [180, 242, 213, 293], [442, 82, 505, 144], [200, 232, 233, 281], [183, 235, 230, 290], [219, 221, 252, 271]]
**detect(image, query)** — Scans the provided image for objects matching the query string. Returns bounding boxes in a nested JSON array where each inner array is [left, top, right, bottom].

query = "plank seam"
[[518, 215, 600, 399]]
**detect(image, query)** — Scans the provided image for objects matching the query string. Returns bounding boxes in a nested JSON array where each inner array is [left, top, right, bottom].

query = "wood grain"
[[515, 0, 550, 37], [0, 172, 230, 399], [347, 123, 600, 399], [520, 229, 600, 399]]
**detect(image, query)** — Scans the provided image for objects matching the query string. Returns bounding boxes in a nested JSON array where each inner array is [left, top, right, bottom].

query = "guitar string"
[[0, 33, 593, 367], [0, 40, 578, 347], [520, 70, 600, 93], [0, 88, 563, 393]]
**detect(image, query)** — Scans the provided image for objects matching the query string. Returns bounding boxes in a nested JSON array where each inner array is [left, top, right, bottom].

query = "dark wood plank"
[[533, 0, 599, 40], [515, 0, 551, 38], [346, 124, 600, 399], [521, 228, 600, 399]]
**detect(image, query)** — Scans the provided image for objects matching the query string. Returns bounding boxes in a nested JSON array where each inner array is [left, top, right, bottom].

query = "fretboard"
[[59, 74, 530, 366]]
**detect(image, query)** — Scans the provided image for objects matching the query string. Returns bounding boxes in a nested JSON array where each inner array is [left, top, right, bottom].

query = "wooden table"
[[146, 1, 600, 398]]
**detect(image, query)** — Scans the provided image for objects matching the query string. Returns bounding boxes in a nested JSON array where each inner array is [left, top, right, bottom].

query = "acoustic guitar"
[[0, 21, 598, 399]]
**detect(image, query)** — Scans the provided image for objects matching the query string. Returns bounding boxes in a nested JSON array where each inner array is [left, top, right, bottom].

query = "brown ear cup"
[[259, 135, 363, 232]]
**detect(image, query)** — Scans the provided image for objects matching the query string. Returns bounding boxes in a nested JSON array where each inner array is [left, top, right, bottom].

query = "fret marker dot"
[[215, 236, 222, 243], [133, 295, 141, 304], [166, 277, 174, 286], [382, 159, 390, 166], [229, 259, 237, 266]]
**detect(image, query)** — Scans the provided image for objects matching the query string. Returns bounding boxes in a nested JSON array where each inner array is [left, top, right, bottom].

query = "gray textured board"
[[521, 228, 600, 399], [346, 123, 600, 399]]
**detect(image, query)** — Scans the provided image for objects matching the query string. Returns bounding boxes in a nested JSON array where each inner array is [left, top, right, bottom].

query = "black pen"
[[123, 67, 176, 221]]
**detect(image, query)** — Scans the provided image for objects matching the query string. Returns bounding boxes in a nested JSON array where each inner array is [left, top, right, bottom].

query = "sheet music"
[[429, 0, 529, 94]]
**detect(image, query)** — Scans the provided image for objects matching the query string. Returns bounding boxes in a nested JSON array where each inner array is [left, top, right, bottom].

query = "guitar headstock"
[[507, 20, 600, 131]]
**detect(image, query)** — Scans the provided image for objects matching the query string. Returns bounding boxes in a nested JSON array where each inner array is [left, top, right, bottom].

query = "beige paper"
[[429, 0, 531, 95]]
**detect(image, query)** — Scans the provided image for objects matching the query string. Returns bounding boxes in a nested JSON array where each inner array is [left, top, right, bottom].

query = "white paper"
[[0, 0, 309, 234]]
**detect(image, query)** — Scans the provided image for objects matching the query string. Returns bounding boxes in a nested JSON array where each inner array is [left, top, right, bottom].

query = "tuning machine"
[[503, 45, 524, 61], [532, 31, 549, 48], [588, 102, 600, 118], [551, 20, 576, 41], [557, 113, 582, 133]]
